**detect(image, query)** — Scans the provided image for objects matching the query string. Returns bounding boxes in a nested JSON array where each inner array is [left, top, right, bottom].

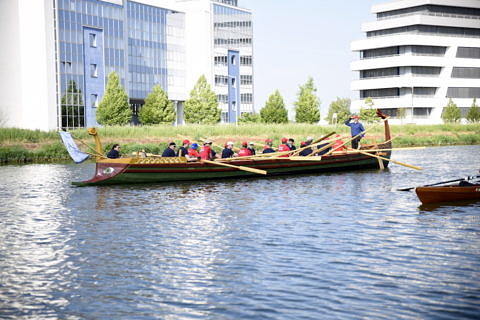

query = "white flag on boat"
[[59, 131, 89, 164]]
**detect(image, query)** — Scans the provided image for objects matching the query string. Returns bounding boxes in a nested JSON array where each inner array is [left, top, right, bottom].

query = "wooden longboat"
[[73, 114, 392, 187], [416, 184, 480, 204]]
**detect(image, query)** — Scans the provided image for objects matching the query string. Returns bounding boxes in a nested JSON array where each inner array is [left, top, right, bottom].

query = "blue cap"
[[191, 143, 198, 149]]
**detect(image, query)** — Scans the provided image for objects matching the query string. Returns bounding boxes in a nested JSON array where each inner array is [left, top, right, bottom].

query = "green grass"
[[0, 123, 479, 164]]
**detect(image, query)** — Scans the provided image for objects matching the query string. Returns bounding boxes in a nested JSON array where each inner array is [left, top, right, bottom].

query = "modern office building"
[[172, 0, 253, 124], [351, 0, 480, 124], [0, 0, 253, 130]]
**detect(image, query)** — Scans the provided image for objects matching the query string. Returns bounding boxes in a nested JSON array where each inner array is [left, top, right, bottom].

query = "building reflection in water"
[[0, 165, 76, 317]]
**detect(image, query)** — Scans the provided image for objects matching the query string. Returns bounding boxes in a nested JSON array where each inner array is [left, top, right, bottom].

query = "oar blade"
[[239, 166, 267, 175]]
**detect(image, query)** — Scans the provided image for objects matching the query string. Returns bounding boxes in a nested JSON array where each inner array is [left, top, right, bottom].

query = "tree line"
[[95, 71, 480, 126]]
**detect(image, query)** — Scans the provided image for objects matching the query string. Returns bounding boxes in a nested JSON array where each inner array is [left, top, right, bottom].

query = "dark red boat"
[[416, 184, 480, 204]]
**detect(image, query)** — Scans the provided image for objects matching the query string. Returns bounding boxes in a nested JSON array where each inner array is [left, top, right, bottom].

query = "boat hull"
[[73, 149, 391, 186], [415, 185, 480, 204]]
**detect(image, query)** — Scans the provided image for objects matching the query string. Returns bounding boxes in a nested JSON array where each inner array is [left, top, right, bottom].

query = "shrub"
[[442, 98, 461, 123], [466, 98, 480, 123], [184, 75, 221, 124], [96, 72, 131, 125], [294, 77, 320, 124], [326, 98, 350, 125], [139, 85, 176, 125], [260, 90, 288, 123], [238, 112, 261, 123]]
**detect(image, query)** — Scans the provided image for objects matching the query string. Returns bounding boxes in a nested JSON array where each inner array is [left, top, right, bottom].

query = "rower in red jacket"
[[278, 137, 290, 157], [263, 139, 275, 154], [199, 142, 213, 160], [332, 134, 346, 151], [238, 141, 252, 157]]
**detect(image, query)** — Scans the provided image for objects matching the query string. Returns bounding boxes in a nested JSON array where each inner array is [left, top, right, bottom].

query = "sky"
[[239, 0, 380, 117]]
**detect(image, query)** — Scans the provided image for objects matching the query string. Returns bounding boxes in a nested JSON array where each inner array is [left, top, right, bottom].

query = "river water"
[[0, 145, 479, 319]]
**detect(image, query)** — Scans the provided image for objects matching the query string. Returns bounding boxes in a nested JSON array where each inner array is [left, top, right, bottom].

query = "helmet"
[[191, 143, 198, 149]]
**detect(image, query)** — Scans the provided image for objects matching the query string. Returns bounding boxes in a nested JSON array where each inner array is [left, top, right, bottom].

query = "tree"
[[442, 98, 461, 123], [326, 97, 350, 125], [294, 77, 320, 123], [96, 72, 131, 125], [397, 108, 407, 120], [359, 97, 378, 123], [139, 85, 175, 125], [183, 75, 221, 124], [238, 112, 261, 123], [466, 97, 480, 123], [260, 90, 288, 123], [61, 80, 84, 128]]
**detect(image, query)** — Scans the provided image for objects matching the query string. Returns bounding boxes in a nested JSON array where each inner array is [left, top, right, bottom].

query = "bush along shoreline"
[[0, 123, 479, 165]]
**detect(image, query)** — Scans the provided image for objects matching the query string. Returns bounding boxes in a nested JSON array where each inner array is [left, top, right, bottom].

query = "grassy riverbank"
[[1, 123, 479, 164]]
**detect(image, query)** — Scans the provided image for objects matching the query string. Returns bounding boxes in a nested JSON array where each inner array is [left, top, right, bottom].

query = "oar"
[[356, 150, 422, 170], [397, 175, 480, 191], [202, 159, 267, 175], [323, 117, 390, 156], [255, 156, 324, 161], [291, 131, 336, 156], [306, 140, 336, 157], [248, 137, 336, 159], [339, 146, 426, 153]]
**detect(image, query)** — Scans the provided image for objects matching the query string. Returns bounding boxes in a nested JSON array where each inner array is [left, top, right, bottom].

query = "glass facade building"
[[55, 0, 185, 128], [212, 3, 253, 123]]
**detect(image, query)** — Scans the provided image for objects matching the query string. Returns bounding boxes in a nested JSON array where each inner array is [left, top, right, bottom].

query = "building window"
[[89, 33, 97, 47], [451, 67, 480, 79], [240, 93, 253, 103], [240, 56, 252, 65], [413, 87, 436, 96], [214, 56, 228, 65], [362, 46, 399, 59], [90, 64, 97, 78], [361, 67, 399, 79], [240, 75, 252, 85], [447, 87, 480, 98], [412, 66, 441, 77], [412, 45, 446, 56], [231, 55, 236, 65], [221, 111, 229, 123], [91, 94, 98, 108], [456, 47, 480, 59], [361, 88, 399, 98], [231, 77, 236, 88], [414, 108, 432, 118], [231, 101, 236, 112], [217, 94, 228, 104], [215, 75, 229, 86]]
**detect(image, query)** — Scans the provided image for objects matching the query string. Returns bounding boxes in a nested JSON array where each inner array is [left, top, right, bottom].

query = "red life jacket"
[[238, 147, 252, 157], [332, 140, 346, 151], [199, 145, 211, 160], [278, 144, 290, 157], [188, 148, 200, 158]]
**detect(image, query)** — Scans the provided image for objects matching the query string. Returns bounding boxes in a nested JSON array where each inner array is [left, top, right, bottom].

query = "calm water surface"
[[0, 145, 479, 319]]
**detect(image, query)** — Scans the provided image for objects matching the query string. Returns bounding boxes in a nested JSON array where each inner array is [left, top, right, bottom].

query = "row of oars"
[[180, 119, 422, 174]]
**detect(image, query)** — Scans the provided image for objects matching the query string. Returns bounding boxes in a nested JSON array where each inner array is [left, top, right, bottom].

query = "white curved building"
[[351, 0, 480, 124]]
